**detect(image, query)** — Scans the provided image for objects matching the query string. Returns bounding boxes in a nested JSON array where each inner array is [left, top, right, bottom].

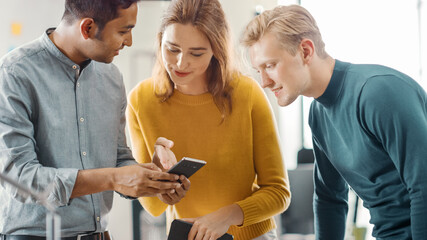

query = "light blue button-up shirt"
[[0, 29, 136, 236]]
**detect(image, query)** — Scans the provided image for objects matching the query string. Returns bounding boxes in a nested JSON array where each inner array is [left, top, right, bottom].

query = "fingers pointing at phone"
[[153, 137, 178, 170]]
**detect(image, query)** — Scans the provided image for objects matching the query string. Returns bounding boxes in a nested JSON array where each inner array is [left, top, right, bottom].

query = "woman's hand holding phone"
[[157, 175, 191, 205], [152, 137, 206, 205], [183, 204, 243, 240]]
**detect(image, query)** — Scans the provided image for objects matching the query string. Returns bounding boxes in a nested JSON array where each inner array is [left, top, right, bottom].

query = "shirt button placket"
[[73, 65, 80, 81], [74, 64, 86, 162]]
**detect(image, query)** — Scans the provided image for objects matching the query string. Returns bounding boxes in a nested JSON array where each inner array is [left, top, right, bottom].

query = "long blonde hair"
[[153, 0, 236, 118]]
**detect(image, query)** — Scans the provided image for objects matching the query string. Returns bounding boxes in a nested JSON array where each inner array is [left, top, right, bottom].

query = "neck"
[[49, 21, 88, 66], [174, 75, 209, 95], [175, 84, 209, 95], [305, 56, 335, 99]]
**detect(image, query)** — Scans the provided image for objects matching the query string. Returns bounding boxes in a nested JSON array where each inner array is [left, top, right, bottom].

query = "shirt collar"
[[41, 28, 92, 69]]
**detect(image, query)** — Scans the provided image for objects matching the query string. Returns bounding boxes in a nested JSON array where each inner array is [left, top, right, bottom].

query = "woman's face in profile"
[[161, 23, 214, 95]]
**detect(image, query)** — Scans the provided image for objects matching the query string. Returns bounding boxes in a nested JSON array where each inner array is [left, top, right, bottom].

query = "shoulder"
[[346, 63, 418, 91], [128, 77, 155, 106], [0, 37, 45, 71], [231, 73, 259, 88], [359, 67, 426, 107], [0, 37, 48, 96], [230, 73, 265, 100], [357, 66, 426, 128]]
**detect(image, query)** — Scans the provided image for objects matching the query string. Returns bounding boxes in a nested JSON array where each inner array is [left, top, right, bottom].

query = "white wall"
[[0, 0, 64, 54]]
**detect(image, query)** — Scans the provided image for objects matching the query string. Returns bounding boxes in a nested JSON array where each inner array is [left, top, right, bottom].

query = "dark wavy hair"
[[62, 0, 141, 31]]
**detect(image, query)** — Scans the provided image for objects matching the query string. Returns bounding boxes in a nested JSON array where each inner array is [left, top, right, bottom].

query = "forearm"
[[314, 200, 348, 240], [1, 154, 78, 206], [221, 203, 244, 226], [236, 183, 290, 226], [410, 191, 427, 238], [71, 164, 179, 199], [71, 168, 115, 198]]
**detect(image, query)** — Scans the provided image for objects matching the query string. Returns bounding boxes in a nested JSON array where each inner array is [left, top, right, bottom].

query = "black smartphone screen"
[[167, 157, 206, 179]]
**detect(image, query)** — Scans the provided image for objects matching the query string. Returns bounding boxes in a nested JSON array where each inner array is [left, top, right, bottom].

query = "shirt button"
[[72, 65, 77, 69], [82, 151, 87, 156], [77, 82, 80, 87], [96, 217, 100, 222], [80, 117, 84, 122]]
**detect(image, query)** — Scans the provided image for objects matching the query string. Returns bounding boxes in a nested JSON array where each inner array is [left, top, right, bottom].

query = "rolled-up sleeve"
[[0, 66, 78, 207]]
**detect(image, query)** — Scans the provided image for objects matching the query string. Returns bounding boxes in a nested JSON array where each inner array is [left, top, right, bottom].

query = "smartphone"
[[168, 219, 234, 240], [167, 157, 206, 179]]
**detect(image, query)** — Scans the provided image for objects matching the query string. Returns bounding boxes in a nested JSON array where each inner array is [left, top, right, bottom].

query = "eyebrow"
[[122, 24, 135, 29], [165, 41, 208, 51], [257, 58, 278, 68]]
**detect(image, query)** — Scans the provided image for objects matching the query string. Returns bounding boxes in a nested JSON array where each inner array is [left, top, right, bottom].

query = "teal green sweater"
[[310, 60, 427, 239]]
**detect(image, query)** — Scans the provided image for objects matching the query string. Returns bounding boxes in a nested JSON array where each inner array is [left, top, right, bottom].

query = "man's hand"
[[112, 163, 180, 197], [153, 137, 177, 170], [157, 175, 191, 205]]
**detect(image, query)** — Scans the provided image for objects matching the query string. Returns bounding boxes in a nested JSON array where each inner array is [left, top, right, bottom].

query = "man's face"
[[250, 33, 309, 107], [89, 3, 138, 63]]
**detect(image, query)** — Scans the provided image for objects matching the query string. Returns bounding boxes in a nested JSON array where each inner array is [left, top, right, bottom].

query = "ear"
[[79, 18, 97, 40], [299, 38, 315, 64]]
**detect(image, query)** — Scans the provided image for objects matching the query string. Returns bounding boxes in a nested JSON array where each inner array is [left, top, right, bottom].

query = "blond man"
[[242, 5, 427, 240]]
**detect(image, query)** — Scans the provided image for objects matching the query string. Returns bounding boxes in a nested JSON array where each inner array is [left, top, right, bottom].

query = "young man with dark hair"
[[242, 4, 427, 240], [0, 1, 180, 239]]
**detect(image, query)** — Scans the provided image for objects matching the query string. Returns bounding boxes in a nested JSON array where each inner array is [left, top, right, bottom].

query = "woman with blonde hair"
[[127, 0, 290, 239]]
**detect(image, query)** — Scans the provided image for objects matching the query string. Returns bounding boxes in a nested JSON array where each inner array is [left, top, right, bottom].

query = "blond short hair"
[[241, 5, 328, 58]]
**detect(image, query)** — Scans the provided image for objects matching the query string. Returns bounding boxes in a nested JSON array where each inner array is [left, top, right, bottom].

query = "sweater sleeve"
[[359, 76, 427, 238], [236, 81, 291, 227], [126, 91, 168, 216], [312, 136, 349, 240]]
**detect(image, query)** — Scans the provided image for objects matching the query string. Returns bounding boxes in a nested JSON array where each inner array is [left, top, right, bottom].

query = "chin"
[[104, 57, 115, 63], [278, 96, 297, 107], [169, 75, 186, 85], [92, 55, 114, 64], [277, 101, 288, 107]]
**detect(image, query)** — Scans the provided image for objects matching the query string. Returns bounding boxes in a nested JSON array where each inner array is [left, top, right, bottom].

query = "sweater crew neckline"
[[315, 59, 350, 107], [170, 89, 213, 105]]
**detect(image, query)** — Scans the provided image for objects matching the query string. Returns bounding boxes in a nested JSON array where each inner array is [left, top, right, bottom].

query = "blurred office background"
[[1, 0, 426, 239]]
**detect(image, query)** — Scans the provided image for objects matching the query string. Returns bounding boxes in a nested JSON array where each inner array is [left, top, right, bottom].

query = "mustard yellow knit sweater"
[[127, 74, 290, 239]]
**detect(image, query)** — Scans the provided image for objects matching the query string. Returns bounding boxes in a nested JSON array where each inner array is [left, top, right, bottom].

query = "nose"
[[124, 32, 133, 47], [176, 53, 188, 70], [260, 70, 274, 89]]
